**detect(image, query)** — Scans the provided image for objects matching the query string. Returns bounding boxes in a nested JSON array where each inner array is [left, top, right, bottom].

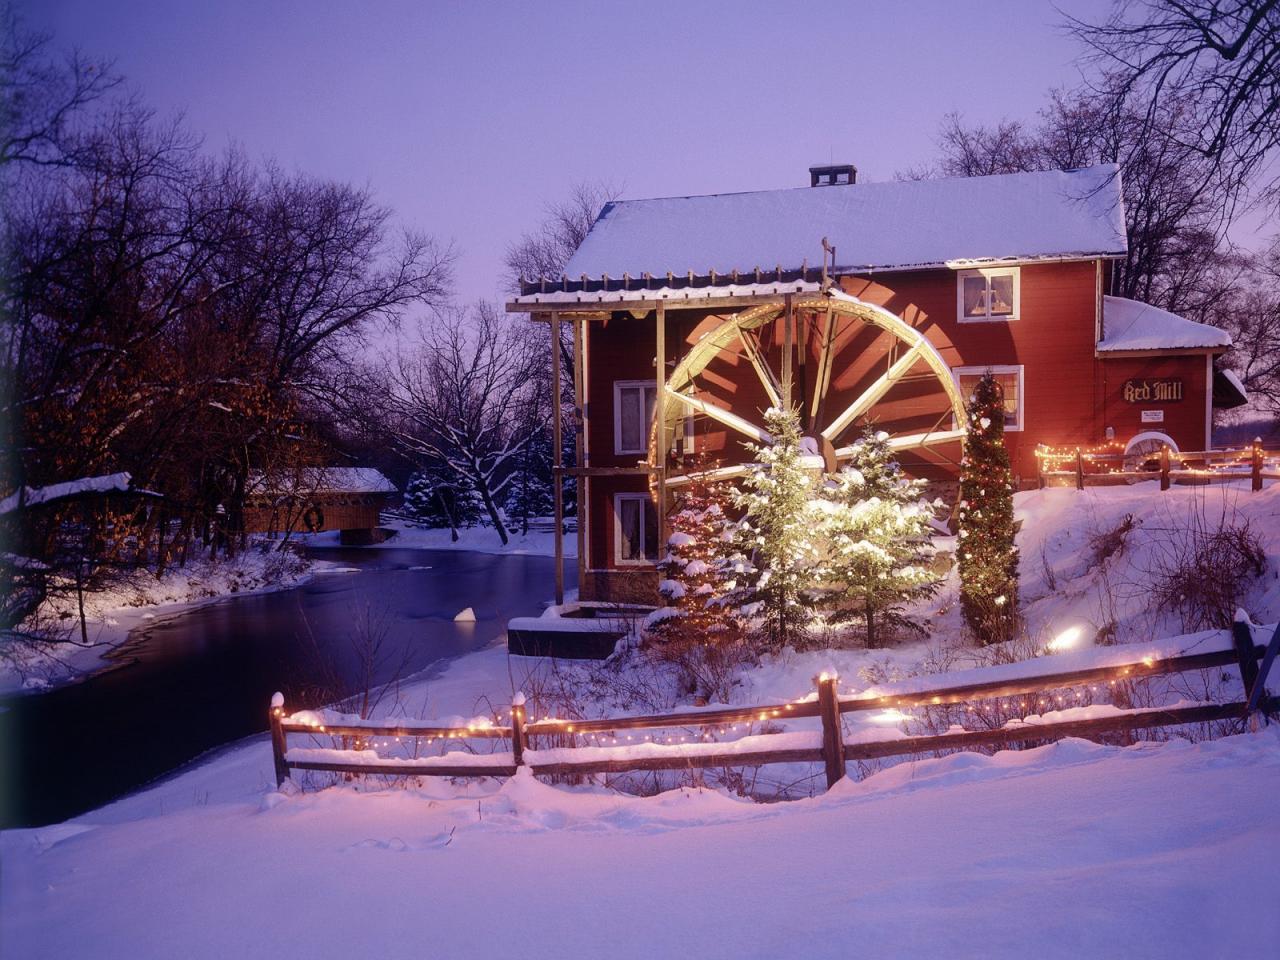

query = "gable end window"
[[953, 365, 1024, 432], [957, 267, 1019, 323]]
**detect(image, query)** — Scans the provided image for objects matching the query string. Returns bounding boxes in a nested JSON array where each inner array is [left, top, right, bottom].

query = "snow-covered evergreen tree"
[[646, 464, 738, 649], [505, 428, 555, 535], [402, 469, 482, 532], [958, 374, 1020, 643], [726, 406, 820, 649], [815, 428, 939, 647]]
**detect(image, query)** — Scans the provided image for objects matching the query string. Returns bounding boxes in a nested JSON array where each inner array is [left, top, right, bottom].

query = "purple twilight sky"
[[24, 0, 1120, 308]]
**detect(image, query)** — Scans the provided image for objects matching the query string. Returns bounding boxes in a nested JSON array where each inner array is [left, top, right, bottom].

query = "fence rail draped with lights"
[[1035, 440, 1280, 491], [269, 622, 1279, 793]]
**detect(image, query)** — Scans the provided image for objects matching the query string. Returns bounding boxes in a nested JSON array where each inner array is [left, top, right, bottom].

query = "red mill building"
[[506, 164, 1244, 607]]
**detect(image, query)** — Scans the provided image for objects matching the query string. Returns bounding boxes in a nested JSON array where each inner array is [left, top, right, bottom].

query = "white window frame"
[[613, 379, 695, 457], [952, 364, 1025, 432], [613, 492, 658, 566], [956, 267, 1020, 323]]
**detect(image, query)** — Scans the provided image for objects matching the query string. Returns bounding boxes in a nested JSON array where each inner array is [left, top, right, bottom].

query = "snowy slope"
[[3, 730, 1278, 959]]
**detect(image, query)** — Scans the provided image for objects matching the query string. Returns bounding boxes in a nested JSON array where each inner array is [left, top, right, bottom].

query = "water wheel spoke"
[[835, 428, 965, 459], [736, 326, 782, 408], [809, 307, 836, 431], [820, 342, 924, 442], [666, 463, 754, 488], [665, 386, 771, 444]]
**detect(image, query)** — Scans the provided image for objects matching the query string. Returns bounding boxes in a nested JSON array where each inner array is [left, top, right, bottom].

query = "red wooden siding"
[[579, 259, 1216, 585]]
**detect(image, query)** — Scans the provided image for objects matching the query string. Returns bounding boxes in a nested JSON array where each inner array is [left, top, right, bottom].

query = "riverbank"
[[0, 547, 320, 695], [302, 518, 576, 558]]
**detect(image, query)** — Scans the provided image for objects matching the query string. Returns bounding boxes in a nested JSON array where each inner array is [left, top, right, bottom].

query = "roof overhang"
[[1096, 346, 1228, 359]]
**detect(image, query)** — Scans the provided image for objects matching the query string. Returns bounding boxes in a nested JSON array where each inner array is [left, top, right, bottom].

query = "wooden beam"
[[665, 387, 771, 443], [551, 312, 564, 606], [782, 294, 793, 410], [843, 701, 1252, 763], [821, 343, 923, 441], [655, 304, 667, 563], [573, 316, 587, 588], [508, 292, 817, 314]]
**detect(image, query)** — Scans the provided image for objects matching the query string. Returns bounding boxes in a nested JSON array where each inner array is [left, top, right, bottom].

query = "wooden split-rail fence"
[[1037, 441, 1280, 492], [270, 621, 1279, 793]]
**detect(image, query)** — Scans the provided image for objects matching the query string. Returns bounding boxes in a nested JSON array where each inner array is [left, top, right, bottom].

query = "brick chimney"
[[809, 164, 857, 187]]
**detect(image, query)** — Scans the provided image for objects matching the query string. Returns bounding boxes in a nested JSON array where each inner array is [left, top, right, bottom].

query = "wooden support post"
[[551, 312, 564, 605], [1231, 616, 1260, 702], [1160, 445, 1171, 491], [269, 692, 289, 788], [782, 295, 793, 411], [511, 693, 528, 767], [1252, 437, 1263, 492], [816, 674, 846, 789], [655, 306, 668, 561], [573, 317, 587, 588], [1075, 449, 1085, 491]]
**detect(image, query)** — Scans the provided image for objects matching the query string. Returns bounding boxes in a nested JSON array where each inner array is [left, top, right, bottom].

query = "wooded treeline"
[[912, 0, 1280, 413], [0, 16, 461, 629]]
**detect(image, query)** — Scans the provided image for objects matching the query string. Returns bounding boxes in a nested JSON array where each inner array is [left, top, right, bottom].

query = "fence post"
[[1160, 445, 1170, 491], [816, 673, 846, 790], [1231, 613, 1260, 703], [1074, 449, 1085, 491], [269, 691, 289, 788], [1252, 438, 1263, 492], [511, 692, 527, 767]]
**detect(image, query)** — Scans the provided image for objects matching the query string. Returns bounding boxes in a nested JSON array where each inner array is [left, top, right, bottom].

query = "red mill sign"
[[1123, 378, 1184, 403]]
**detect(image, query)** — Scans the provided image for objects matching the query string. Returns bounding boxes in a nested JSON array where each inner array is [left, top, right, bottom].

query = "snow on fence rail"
[[269, 621, 1280, 793], [1036, 441, 1279, 492]]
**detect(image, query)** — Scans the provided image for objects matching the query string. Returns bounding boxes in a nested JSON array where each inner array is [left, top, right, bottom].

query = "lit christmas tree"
[[815, 428, 939, 647], [644, 461, 740, 690], [725, 406, 820, 649], [957, 374, 1020, 644]]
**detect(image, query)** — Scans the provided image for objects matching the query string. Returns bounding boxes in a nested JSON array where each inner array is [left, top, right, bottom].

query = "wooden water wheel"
[[653, 290, 969, 489]]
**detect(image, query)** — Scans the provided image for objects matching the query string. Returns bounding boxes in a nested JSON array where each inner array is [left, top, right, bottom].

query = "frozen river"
[[0, 548, 568, 827]]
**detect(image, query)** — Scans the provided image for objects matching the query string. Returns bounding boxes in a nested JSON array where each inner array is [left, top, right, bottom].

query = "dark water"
[[0, 548, 568, 827]]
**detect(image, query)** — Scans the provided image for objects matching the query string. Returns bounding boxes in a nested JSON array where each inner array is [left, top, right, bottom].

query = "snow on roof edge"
[[1098, 296, 1231, 353]]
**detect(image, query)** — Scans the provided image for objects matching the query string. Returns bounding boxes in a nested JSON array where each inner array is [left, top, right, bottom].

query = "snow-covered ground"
[[1, 547, 317, 694], [303, 517, 575, 558], [5, 482, 1280, 956], [4, 676, 1277, 958]]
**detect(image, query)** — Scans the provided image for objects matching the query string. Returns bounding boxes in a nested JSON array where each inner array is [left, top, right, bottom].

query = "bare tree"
[[0, 4, 122, 168], [922, 88, 1233, 310], [1067, 1, 1280, 211], [502, 181, 620, 294], [1217, 243, 1280, 413], [386, 304, 548, 544]]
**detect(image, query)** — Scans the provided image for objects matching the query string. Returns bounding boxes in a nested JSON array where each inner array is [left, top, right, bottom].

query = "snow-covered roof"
[[0, 472, 134, 515], [561, 165, 1127, 281], [249, 467, 397, 496], [1098, 297, 1231, 353]]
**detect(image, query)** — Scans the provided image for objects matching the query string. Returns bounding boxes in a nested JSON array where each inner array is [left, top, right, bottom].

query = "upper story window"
[[614, 380, 695, 456], [614, 381, 657, 455], [958, 267, 1019, 322], [953, 365, 1024, 432]]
